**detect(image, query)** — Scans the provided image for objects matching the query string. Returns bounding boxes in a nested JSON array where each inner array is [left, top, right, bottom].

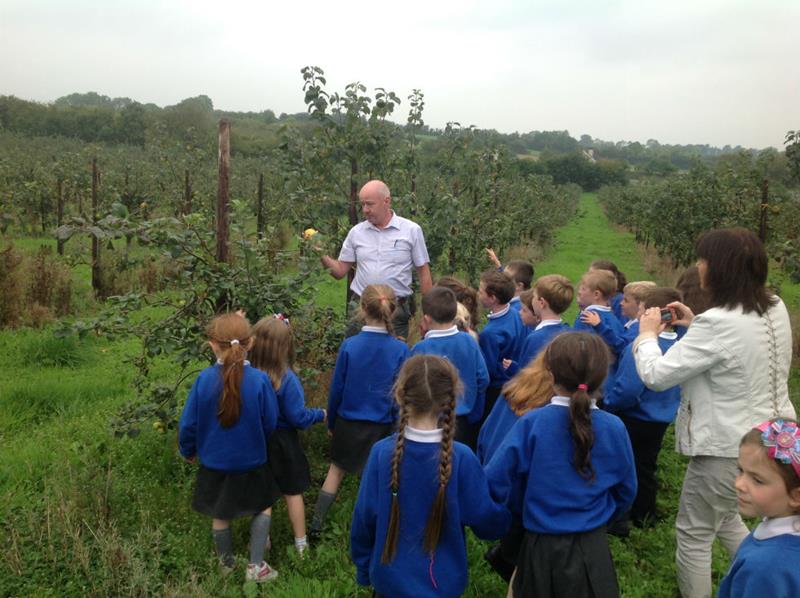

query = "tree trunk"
[[216, 120, 231, 264], [347, 158, 359, 305], [256, 173, 265, 239], [91, 158, 102, 297], [758, 178, 769, 243], [56, 178, 64, 255], [183, 169, 192, 215]]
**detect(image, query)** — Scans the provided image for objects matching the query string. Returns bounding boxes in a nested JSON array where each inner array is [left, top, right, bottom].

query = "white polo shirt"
[[338, 212, 430, 298]]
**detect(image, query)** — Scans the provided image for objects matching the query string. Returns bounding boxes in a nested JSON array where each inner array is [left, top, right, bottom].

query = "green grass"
[[2, 193, 799, 596]]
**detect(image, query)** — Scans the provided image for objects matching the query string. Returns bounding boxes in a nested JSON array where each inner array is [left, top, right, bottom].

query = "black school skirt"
[[513, 526, 620, 598], [330, 418, 393, 475], [268, 427, 311, 495], [192, 462, 280, 520]]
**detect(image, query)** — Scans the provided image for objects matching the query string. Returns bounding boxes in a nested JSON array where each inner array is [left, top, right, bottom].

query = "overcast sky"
[[1, 0, 797, 148]]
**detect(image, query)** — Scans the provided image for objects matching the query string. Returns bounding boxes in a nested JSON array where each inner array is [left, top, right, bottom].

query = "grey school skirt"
[[513, 526, 620, 598]]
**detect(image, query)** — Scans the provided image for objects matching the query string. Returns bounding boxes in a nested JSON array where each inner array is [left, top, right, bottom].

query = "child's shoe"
[[246, 561, 278, 583]]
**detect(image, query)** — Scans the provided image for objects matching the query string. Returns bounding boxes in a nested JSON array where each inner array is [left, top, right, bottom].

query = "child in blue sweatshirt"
[[504, 274, 573, 377], [179, 314, 281, 583], [478, 269, 527, 422], [485, 249, 535, 317], [717, 419, 800, 598], [411, 287, 489, 451], [574, 269, 626, 358], [351, 355, 510, 598], [591, 259, 628, 325], [604, 287, 681, 528], [486, 332, 637, 597], [250, 315, 326, 557], [618, 281, 656, 344], [311, 284, 410, 537]]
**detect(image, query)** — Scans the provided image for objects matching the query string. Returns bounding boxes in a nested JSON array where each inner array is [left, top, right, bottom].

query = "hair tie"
[[577, 384, 588, 391], [273, 313, 290, 325], [230, 339, 240, 346], [756, 419, 800, 477]]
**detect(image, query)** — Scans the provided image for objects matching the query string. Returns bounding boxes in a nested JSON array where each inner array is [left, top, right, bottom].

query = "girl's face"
[[735, 443, 800, 519]]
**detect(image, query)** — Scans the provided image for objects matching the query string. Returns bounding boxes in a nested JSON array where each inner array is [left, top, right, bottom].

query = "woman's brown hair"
[[359, 284, 397, 337], [695, 227, 774, 315], [250, 316, 294, 390], [382, 355, 462, 563], [502, 352, 553, 416], [543, 332, 610, 481], [206, 313, 252, 428]]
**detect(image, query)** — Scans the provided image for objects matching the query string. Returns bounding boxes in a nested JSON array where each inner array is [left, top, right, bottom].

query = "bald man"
[[320, 180, 433, 339]]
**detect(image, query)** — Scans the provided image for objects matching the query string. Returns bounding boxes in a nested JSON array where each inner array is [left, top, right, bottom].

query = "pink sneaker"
[[246, 561, 278, 583]]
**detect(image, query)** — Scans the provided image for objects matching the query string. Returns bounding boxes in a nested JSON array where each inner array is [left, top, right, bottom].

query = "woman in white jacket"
[[634, 227, 795, 598]]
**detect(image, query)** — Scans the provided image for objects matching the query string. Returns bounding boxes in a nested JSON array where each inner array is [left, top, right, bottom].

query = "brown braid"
[[381, 355, 463, 563], [423, 370, 456, 554], [381, 403, 409, 563]]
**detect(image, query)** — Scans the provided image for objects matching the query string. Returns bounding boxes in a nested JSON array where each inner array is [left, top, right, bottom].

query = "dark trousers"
[[454, 415, 479, 452], [480, 386, 503, 427], [619, 415, 669, 525]]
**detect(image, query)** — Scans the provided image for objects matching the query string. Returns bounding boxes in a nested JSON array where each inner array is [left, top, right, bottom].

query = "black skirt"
[[330, 418, 393, 475], [455, 415, 478, 452], [268, 427, 311, 496], [513, 527, 620, 598], [191, 462, 280, 520]]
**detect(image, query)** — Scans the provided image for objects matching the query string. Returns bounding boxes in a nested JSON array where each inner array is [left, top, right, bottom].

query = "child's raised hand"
[[580, 310, 601, 327], [485, 247, 502, 269], [235, 308, 246, 318], [502, 358, 512, 370]]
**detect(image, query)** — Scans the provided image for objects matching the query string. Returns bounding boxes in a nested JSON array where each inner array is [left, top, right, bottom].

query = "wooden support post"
[[91, 158, 102, 296], [56, 178, 64, 255], [758, 179, 769, 243], [216, 120, 231, 264], [256, 173, 265, 239], [183, 169, 192, 215]]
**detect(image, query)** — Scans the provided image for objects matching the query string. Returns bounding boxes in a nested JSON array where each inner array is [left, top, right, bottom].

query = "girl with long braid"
[[486, 332, 637, 597], [350, 355, 510, 598]]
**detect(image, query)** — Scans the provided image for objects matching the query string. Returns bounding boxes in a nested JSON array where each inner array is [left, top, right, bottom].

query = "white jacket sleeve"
[[634, 316, 727, 391]]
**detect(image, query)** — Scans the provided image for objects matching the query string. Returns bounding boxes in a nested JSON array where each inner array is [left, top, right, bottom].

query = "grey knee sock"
[[212, 528, 234, 567], [311, 490, 337, 531], [249, 513, 272, 565]]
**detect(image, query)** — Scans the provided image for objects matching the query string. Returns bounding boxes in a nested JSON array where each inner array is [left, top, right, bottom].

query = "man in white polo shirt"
[[320, 179, 433, 339]]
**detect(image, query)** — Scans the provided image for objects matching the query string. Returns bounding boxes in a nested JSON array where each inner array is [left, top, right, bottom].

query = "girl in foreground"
[[717, 418, 800, 597], [350, 354, 510, 598], [486, 332, 637, 597]]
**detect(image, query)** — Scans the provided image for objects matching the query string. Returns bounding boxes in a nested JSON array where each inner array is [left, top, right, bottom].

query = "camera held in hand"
[[660, 307, 675, 323]]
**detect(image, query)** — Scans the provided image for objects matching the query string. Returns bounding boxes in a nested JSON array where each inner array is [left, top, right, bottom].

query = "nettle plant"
[[57, 201, 342, 437]]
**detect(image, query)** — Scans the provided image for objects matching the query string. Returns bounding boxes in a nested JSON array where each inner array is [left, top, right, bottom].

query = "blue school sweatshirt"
[[351, 429, 511, 598], [485, 397, 637, 533], [573, 305, 626, 356], [603, 332, 680, 423], [327, 327, 410, 430], [505, 319, 571, 377], [179, 363, 278, 472], [477, 396, 520, 465], [410, 327, 489, 423], [479, 305, 527, 389], [717, 527, 800, 598], [621, 319, 639, 345], [509, 296, 522, 312], [273, 369, 325, 430]]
